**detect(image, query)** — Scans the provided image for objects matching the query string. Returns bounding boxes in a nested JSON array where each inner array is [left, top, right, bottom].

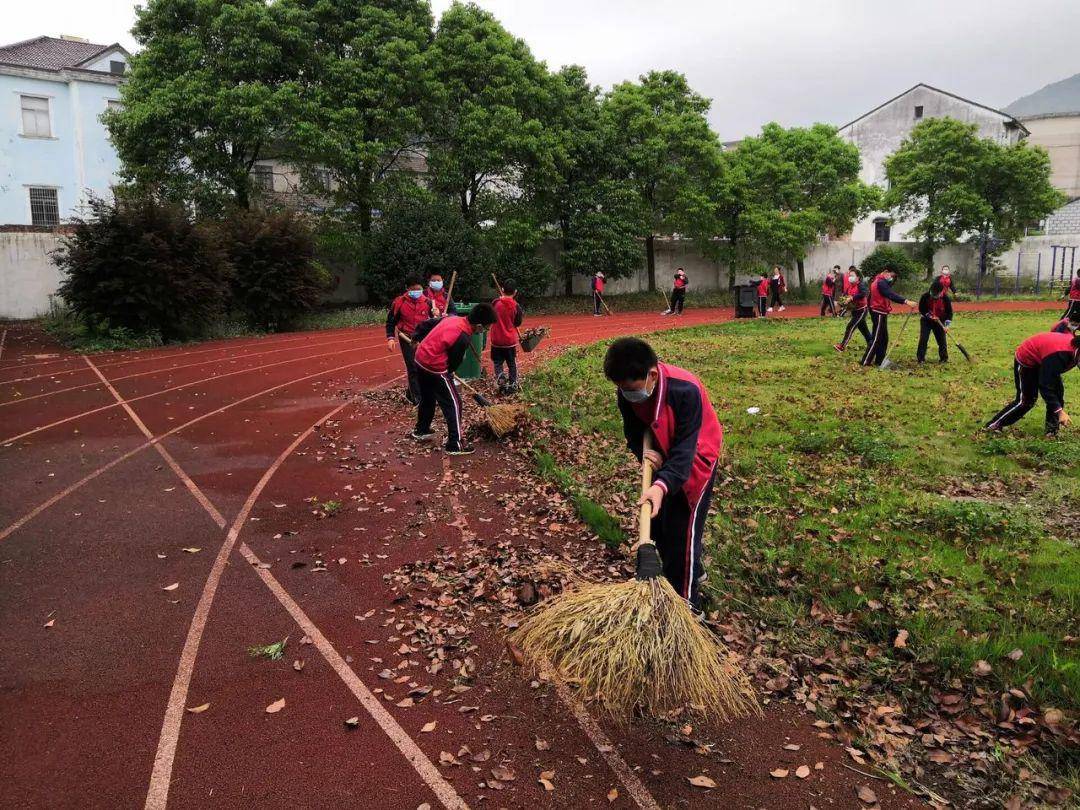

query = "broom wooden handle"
[[491, 273, 504, 296], [638, 434, 655, 547]]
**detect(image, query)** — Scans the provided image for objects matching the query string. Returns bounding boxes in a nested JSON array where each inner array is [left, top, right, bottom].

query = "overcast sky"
[[6, 0, 1079, 140]]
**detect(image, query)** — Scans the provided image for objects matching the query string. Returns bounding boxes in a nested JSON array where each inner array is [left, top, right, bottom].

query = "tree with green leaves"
[[542, 66, 644, 293], [602, 71, 721, 291], [884, 118, 1061, 278], [685, 123, 877, 289], [285, 0, 434, 234], [107, 0, 309, 210], [424, 2, 556, 226]]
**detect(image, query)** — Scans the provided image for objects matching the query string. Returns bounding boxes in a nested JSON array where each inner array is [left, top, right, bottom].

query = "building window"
[[914, 105, 923, 119], [107, 99, 123, 112], [29, 187, 60, 226], [20, 95, 51, 138], [252, 165, 274, 192], [873, 217, 891, 242], [313, 168, 332, 191], [110, 60, 126, 75]]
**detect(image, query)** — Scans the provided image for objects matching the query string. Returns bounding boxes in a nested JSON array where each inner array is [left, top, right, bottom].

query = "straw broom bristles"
[[483, 402, 526, 437], [508, 576, 758, 722], [507, 436, 759, 722]]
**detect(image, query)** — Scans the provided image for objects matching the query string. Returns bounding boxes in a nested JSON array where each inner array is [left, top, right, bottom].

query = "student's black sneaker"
[[411, 429, 436, 440], [446, 445, 475, 456]]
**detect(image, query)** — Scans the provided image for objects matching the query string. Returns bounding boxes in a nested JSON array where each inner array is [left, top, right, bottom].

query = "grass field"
[[528, 309, 1078, 786]]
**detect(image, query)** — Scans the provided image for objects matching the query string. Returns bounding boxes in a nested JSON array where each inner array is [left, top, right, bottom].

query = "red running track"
[[0, 301, 1058, 809]]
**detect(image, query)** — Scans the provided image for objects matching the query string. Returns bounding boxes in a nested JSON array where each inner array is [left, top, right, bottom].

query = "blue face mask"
[[429, 281, 444, 292], [619, 380, 654, 403], [407, 289, 423, 300]]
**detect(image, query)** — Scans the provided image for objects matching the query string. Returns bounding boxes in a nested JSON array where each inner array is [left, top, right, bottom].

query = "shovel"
[[879, 311, 913, 370]]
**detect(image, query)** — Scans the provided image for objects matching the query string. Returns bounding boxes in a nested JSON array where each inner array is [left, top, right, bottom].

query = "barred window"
[[313, 168, 332, 191], [20, 95, 51, 138], [110, 60, 126, 75], [29, 187, 59, 226], [252, 165, 274, 192]]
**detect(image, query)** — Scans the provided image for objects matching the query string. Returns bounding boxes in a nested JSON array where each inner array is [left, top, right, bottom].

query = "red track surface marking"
[[0, 353, 395, 542], [237, 540, 469, 810], [144, 402, 347, 810]]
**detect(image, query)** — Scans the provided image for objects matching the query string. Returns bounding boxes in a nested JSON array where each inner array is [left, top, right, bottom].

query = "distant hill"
[[1005, 72, 1080, 118]]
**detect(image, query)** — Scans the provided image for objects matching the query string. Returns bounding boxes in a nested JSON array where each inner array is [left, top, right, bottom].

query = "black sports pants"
[[415, 368, 464, 450], [840, 307, 870, 349], [916, 320, 948, 362], [651, 469, 716, 610], [861, 311, 890, 366], [398, 335, 421, 403], [986, 361, 1062, 435]]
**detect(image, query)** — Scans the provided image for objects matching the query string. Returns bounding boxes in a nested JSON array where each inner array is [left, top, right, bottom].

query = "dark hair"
[[848, 265, 857, 271], [428, 272, 444, 280], [603, 337, 657, 383], [848, 267, 861, 278], [405, 274, 423, 288], [500, 278, 517, 295], [883, 264, 896, 273], [466, 302, 497, 326], [930, 280, 943, 295], [833, 265, 841, 270]]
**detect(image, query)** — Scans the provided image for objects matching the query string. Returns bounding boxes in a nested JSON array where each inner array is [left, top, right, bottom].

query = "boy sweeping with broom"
[[603, 337, 722, 613]]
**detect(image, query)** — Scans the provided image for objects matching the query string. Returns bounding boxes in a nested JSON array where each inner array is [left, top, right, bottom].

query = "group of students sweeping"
[[385, 272, 524, 456]]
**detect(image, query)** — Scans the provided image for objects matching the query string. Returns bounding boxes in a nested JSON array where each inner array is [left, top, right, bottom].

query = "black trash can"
[[734, 284, 758, 318]]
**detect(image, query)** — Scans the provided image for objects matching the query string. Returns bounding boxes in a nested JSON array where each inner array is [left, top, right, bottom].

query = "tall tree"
[[424, 2, 555, 226], [544, 66, 644, 293], [107, 0, 309, 210], [285, 0, 434, 234], [886, 118, 1063, 277], [602, 71, 721, 290]]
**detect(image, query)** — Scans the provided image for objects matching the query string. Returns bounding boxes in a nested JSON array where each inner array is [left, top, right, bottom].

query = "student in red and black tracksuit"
[[1063, 274, 1080, 322], [490, 279, 524, 393], [861, 266, 916, 367], [604, 338, 723, 612], [424, 273, 457, 317], [916, 280, 953, 363], [412, 303, 497, 455], [669, 268, 688, 315], [835, 268, 870, 352], [820, 266, 839, 316], [591, 272, 606, 316], [386, 276, 435, 405], [935, 265, 956, 296], [768, 266, 787, 311], [986, 331, 1080, 437], [756, 273, 769, 317]]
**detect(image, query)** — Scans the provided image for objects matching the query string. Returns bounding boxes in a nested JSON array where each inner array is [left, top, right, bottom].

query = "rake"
[[946, 327, 973, 362]]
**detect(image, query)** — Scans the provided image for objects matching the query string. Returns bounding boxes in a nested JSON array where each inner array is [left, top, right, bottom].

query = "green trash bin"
[[453, 302, 487, 380]]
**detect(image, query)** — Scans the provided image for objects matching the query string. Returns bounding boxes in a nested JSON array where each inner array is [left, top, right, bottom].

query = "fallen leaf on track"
[[421, 721, 437, 733], [186, 703, 210, 714], [538, 771, 555, 791], [796, 765, 810, 779], [606, 788, 618, 803], [182, 548, 201, 554], [857, 785, 878, 804], [688, 775, 717, 789], [344, 716, 359, 729], [265, 698, 285, 714], [162, 583, 179, 591], [770, 769, 789, 779], [293, 658, 305, 672]]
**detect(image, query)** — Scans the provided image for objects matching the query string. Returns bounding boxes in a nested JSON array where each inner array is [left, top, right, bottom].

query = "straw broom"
[[397, 332, 524, 437], [508, 436, 758, 722]]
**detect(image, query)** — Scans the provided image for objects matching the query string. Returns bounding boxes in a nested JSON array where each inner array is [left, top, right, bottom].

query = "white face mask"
[[848, 274, 857, 283]]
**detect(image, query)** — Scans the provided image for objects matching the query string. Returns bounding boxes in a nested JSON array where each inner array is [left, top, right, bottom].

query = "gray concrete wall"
[[0, 230, 64, 319], [1047, 198, 1080, 235]]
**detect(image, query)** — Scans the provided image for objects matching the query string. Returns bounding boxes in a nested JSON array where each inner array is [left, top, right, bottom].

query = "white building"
[[838, 84, 1027, 242], [0, 35, 129, 226]]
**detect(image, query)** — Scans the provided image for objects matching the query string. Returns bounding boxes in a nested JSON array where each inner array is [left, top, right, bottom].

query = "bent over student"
[[986, 331, 1080, 438], [916, 280, 952, 363], [412, 304, 497, 455], [604, 337, 723, 612], [1064, 273, 1080, 322]]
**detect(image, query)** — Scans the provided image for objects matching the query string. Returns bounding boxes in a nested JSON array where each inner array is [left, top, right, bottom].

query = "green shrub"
[[364, 189, 486, 304], [220, 209, 332, 330], [55, 194, 230, 341], [859, 244, 921, 281]]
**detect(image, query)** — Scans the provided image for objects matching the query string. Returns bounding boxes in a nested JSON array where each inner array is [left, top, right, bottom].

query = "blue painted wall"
[[0, 72, 123, 225]]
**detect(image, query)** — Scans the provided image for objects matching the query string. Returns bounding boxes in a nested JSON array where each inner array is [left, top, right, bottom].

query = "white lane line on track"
[[84, 357, 228, 529], [0, 353, 399, 542], [1, 336, 391, 445], [0, 328, 6, 360], [439, 456, 660, 810], [0, 332, 386, 407]]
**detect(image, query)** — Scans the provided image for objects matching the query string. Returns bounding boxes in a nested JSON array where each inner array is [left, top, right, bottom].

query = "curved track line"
[[0, 353, 397, 543], [0, 331, 387, 408], [143, 403, 347, 810], [1, 336, 391, 445]]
